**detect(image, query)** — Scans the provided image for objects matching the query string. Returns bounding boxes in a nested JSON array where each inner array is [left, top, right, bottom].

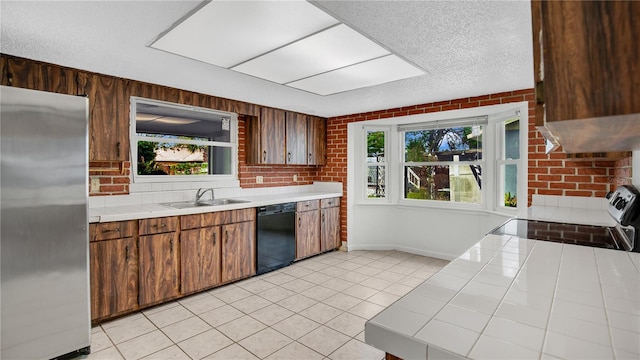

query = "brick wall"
[[319, 88, 633, 243], [89, 161, 130, 196]]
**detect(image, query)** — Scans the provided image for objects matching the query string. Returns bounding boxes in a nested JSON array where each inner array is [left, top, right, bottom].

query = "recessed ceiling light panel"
[[231, 24, 391, 84], [151, 0, 338, 68], [287, 54, 426, 96]]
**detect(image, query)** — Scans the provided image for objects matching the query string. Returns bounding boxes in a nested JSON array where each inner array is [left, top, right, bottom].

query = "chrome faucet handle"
[[195, 188, 214, 202]]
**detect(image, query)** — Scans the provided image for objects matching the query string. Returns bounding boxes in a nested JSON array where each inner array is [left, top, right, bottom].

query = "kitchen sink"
[[163, 198, 250, 209]]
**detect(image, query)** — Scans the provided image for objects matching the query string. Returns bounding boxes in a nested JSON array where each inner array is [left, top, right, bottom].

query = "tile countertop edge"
[[89, 191, 342, 223]]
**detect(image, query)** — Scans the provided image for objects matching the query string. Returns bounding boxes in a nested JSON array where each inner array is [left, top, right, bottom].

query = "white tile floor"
[[88, 250, 449, 360]]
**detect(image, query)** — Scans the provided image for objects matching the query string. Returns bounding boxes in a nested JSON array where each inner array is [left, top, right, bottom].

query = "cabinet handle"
[[212, 233, 216, 246], [322, 214, 325, 223], [287, 152, 291, 162], [116, 142, 121, 158], [298, 217, 301, 227], [225, 230, 229, 243], [309, 153, 312, 162], [170, 238, 174, 252], [263, 150, 267, 162], [101, 228, 120, 234], [535, 81, 544, 105], [125, 245, 129, 261]]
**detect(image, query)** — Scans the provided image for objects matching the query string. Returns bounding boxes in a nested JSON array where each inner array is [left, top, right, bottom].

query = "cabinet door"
[[259, 107, 286, 164], [321, 206, 340, 252], [90, 237, 138, 321], [139, 233, 180, 306], [307, 116, 326, 165], [538, 1, 640, 122], [181, 226, 221, 295], [221, 221, 256, 283], [286, 112, 307, 164], [78, 71, 129, 161], [1, 55, 78, 95], [296, 210, 320, 259]]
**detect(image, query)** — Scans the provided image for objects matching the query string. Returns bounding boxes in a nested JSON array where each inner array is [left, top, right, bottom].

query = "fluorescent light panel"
[[231, 24, 391, 84], [150, 0, 425, 95]]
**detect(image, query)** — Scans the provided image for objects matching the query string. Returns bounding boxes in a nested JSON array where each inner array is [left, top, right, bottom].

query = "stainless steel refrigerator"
[[1, 85, 91, 359]]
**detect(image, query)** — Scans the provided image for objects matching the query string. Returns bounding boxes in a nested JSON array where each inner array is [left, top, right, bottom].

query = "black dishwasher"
[[256, 203, 296, 275]]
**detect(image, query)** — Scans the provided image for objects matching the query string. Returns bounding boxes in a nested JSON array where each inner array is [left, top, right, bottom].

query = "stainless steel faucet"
[[195, 188, 214, 203]]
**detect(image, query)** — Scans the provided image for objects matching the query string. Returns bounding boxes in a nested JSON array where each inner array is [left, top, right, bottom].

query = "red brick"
[[578, 183, 608, 191], [538, 189, 564, 195], [550, 168, 575, 175], [564, 175, 592, 183], [550, 182, 576, 190]]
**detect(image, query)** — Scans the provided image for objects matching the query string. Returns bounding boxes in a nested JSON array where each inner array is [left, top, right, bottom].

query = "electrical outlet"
[[256, 175, 263, 184], [90, 177, 100, 192], [293, 174, 298, 182]]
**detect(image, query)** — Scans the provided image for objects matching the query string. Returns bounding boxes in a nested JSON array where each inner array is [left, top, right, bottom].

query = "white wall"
[[346, 102, 527, 260]]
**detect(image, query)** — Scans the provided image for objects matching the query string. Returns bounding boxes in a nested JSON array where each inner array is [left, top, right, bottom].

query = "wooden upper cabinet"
[[78, 71, 130, 161], [534, 0, 640, 123], [286, 112, 307, 164], [307, 116, 326, 165], [245, 107, 286, 164], [1, 55, 79, 95]]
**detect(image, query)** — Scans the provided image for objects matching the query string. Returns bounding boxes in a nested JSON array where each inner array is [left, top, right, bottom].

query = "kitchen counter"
[[89, 190, 342, 223], [365, 234, 640, 359]]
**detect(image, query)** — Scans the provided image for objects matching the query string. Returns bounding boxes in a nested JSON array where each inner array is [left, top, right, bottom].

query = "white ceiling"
[[0, 0, 533, 118]]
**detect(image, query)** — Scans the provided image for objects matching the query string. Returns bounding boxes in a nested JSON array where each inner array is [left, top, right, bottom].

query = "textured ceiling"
[[0, 1, 533, 118]]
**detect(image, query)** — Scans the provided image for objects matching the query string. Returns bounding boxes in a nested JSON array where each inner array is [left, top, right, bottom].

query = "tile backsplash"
[[530, 194, 609, 210]]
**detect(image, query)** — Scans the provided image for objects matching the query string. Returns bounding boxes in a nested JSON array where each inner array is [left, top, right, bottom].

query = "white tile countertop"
[[89, 182, 342, 223], [365, 234, 640, 359]]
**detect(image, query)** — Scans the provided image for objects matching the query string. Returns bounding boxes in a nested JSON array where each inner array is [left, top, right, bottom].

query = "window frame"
[[399, 118, 487, 208], [363, 126, 390, 202], [130, 97, 239, 184]]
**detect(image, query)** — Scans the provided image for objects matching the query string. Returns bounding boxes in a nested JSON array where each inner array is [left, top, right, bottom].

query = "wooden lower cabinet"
[[321, 206, 340, 252], [296, 208, 321, 260], [181, 226, 221, 295], [90, 237, 138, 321], [221, 221, 256, 283], [138, 232, 180, 306]]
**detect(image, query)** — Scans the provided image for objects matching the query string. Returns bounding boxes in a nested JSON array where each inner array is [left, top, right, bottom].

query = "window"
[[497, 116, 520, 208], [131, 97, 237, 181], [400, 117, 486, 204], [365, 129, 387, 199]]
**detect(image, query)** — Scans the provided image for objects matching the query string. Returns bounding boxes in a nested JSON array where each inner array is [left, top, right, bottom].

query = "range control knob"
[[615, 198, 627, 210]]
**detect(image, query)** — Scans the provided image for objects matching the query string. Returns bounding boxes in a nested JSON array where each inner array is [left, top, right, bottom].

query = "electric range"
[[490, 185, 640, 252]]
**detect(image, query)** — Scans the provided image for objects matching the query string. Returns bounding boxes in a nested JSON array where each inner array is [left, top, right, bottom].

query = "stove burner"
[[489, 219, 625, 250]]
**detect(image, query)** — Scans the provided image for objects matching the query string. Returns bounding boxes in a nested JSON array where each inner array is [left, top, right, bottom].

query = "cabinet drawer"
[[139, 216, 178, 235], [297, 200, 319, 212], [321, 197, 340, 208], [90, 221, 136, 241], [181, 208, 256, 230], [229, 208, 256, 223]]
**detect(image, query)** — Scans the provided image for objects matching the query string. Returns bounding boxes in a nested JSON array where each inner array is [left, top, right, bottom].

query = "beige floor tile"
[[249, 303, 294, 326], [178, 329, 233, 360], [341, 272, 370, 283], [116, 330, 173, 360], [298, 326, 351, 356], [319, 266, 345, 278], [359, 277, 394, 291], [299, 260, 327, 272], [347, 301, 385, 320], [347, 256, 375, 266], [199, 304, 244, 327], [384, 283, 414, 297], [341, 284, 379, 300], [147, 305, 193, 328], [238, 328, 292, 359], [229, 294, 272, 314], [258, 286, 296, 303], [161, 316, 212, 343], [280, 278, 315, 293], [141, 345, 190, 360], [179, 294, 225, 315], [322, 293, 362, 311], [101, 312, 145, 330], [103, 315, 157, 344], [373, 271, 405, 282], [298, 303, 343, 324], [272, 314, 321, 340], [302, 272, 334, 284], [86, 346, 124, 360], [265, 341, 324, 360], [280, 265, 314, 278], [141, 301, 180, 316], [367, 292, 400, 307], [329, 339, 385, 360], [216, 315, 267, 342], [301, 285, 339, 301], [212, 286, 252, 304], [277, 294, 317, 313], [352, 265, 383, 277], [355, 331, 365, 342], [92, 326, 104, 334], [398, 275, 426, 287], [325, 312, 368, 337], [203, 344, 259, 360], [321, 278, 355, 292], [263, 272, 297, 285], [91, 328, 114, 353], [237, 278, 278, 294]]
